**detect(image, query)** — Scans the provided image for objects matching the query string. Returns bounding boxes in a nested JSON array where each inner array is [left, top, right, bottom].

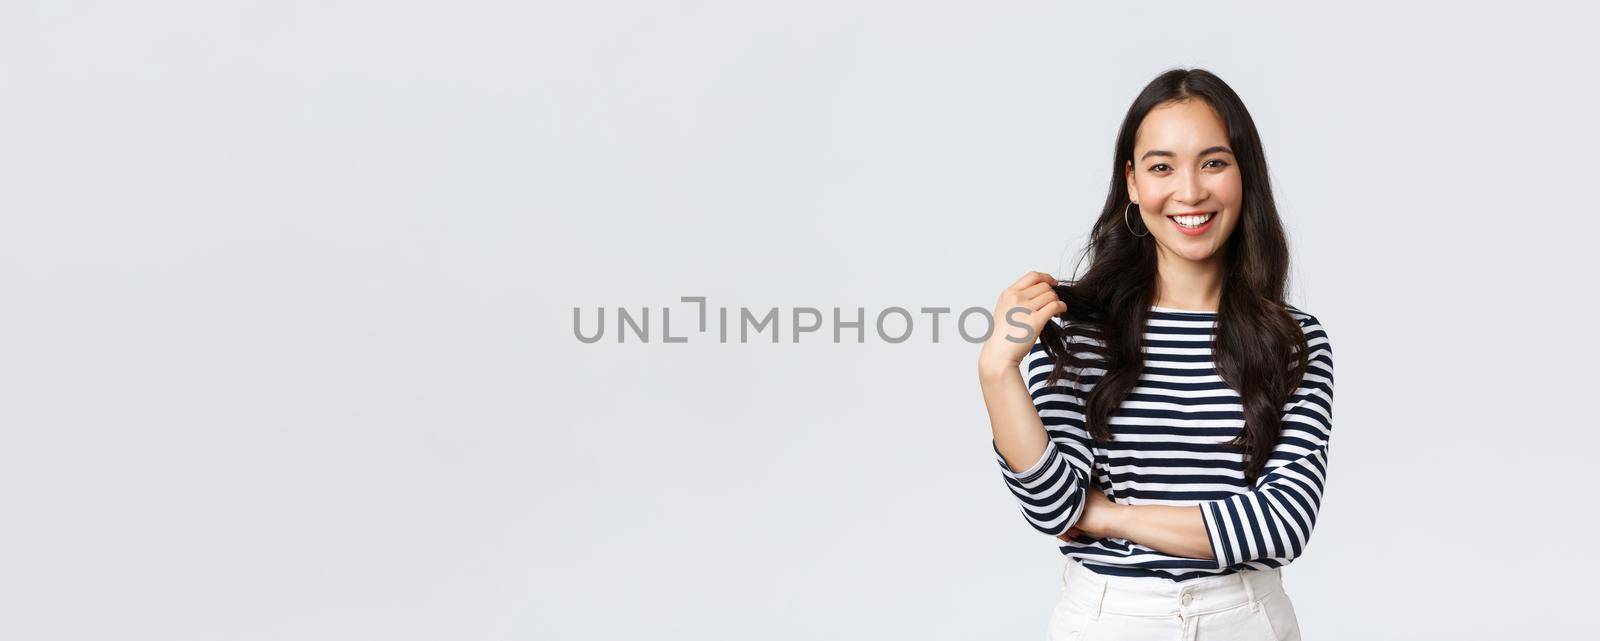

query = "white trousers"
[[1047, 558, 1302, 641]]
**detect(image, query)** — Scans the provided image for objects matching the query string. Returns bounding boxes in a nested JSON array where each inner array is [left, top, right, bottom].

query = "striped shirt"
[[993, 305, 1334, 582]]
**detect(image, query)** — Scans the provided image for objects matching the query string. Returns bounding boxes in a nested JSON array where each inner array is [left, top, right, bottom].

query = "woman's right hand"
[[977, 271, 1067, 379]]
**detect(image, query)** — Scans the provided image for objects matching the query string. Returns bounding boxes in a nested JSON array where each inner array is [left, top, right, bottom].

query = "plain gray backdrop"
[[3, 1, 1597, 639]]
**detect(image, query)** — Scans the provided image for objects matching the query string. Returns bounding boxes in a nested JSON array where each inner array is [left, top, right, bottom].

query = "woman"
[[978, 68, 1333, 641]]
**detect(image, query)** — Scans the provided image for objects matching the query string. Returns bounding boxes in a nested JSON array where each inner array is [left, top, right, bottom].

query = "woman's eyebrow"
[[1138, 145, 1236, 161]]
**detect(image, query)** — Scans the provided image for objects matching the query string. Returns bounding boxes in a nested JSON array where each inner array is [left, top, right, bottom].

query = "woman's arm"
[[1077, 500, 1216, 560], [983, 361, 1052, 476], [981, 271, 1089, 537], [985, 350, 1096, 537], [982, 271, 1065, 475], [1062, 488, 1215, 560]]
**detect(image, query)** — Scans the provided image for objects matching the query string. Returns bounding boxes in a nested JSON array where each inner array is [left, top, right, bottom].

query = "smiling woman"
[[979, 68, 1328, 641], [1126, 99, 1244, 265]]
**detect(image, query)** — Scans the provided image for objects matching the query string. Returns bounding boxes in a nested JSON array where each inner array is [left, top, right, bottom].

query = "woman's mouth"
[[1167, 211, 1216, 236]]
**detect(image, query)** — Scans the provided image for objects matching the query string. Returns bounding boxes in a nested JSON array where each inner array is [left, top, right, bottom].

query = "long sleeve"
[[993, 334, 1098, 537], [1199, 314, 1334, 568]]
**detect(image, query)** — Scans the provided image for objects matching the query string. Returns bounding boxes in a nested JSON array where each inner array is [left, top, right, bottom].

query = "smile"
[[1167, 211, 1216, 235]]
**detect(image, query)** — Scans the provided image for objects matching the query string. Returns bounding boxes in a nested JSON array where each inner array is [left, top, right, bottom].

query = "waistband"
[[1060, 558, 1283, 619]]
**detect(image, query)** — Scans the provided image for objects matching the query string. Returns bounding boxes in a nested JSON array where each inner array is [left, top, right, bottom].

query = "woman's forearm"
[[981, 363, 1051, 474], [1106, 504, 1216, 561], [979, 271, 1075, 476]]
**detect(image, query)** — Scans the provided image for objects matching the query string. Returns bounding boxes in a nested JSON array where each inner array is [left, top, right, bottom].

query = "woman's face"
[[1124, 99, 1243, 264]]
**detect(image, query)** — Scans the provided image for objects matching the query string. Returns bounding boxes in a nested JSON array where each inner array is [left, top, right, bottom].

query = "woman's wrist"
[[978, 357, 1025, 384], [1098, 501, 1136, 541]]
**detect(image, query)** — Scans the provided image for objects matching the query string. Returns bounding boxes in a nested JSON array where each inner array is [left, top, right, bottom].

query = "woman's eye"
[[1205, 159, 1230, 169], [1149, 164, 1170, 172]]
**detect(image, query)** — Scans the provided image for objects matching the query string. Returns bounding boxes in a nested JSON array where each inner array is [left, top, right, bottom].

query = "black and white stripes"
[[993, 305, 1334, 582]]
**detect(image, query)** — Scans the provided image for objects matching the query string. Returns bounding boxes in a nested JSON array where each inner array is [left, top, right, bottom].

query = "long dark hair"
[[1039, 68, 1309, 485]]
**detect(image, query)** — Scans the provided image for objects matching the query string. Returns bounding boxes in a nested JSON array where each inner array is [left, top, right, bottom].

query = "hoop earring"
[[1124, 202, 1149, 238]]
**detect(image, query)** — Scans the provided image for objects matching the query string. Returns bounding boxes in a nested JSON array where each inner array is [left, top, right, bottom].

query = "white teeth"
[[1172, 213, 1214, 228]]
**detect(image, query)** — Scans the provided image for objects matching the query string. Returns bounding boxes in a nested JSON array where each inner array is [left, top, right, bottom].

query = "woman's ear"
[[1124, 159, 1139, 203]]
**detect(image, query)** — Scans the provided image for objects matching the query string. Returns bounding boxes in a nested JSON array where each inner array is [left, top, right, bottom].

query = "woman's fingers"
[[978, 271, 1064, 373], [1029, 299, 1067, 326], [1025, 289, 1060, 311], [1016, 281, 1054, 301], [1008, 271, 1055, 292]]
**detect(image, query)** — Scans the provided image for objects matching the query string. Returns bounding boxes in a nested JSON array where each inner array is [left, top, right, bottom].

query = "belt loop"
[[1241, 570, 1259, 612]]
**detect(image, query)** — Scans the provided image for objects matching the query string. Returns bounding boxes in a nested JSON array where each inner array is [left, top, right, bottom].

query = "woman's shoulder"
[[1281, 302, 1322, 327], [1281, 303, 1332, 352]]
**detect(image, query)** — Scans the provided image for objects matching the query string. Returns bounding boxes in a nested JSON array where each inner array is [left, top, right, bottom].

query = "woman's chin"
[[1159, 241, 1223, 263]]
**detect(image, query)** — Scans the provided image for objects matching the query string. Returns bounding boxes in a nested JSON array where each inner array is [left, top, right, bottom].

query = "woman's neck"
[[1153, 250, 1226, 312]]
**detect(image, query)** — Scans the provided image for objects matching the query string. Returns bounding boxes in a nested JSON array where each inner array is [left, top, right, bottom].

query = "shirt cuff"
[[994, 438, 1061, 486], [1199, 501, 1235, 570]]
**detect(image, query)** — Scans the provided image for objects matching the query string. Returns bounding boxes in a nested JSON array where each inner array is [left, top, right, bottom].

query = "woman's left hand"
[[1058, 488, 1124, 542]]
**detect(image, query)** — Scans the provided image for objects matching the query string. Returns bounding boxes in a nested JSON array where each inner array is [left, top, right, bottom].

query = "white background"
[[3, 1, 1597, 639]]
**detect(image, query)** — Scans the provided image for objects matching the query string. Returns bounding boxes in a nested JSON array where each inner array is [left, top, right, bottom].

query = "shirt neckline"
[[1149, 305, 1218, 315]]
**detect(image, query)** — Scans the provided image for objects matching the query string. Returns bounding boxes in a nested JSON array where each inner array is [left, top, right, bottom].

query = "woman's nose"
[[1175, 169, 1207, 204]]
